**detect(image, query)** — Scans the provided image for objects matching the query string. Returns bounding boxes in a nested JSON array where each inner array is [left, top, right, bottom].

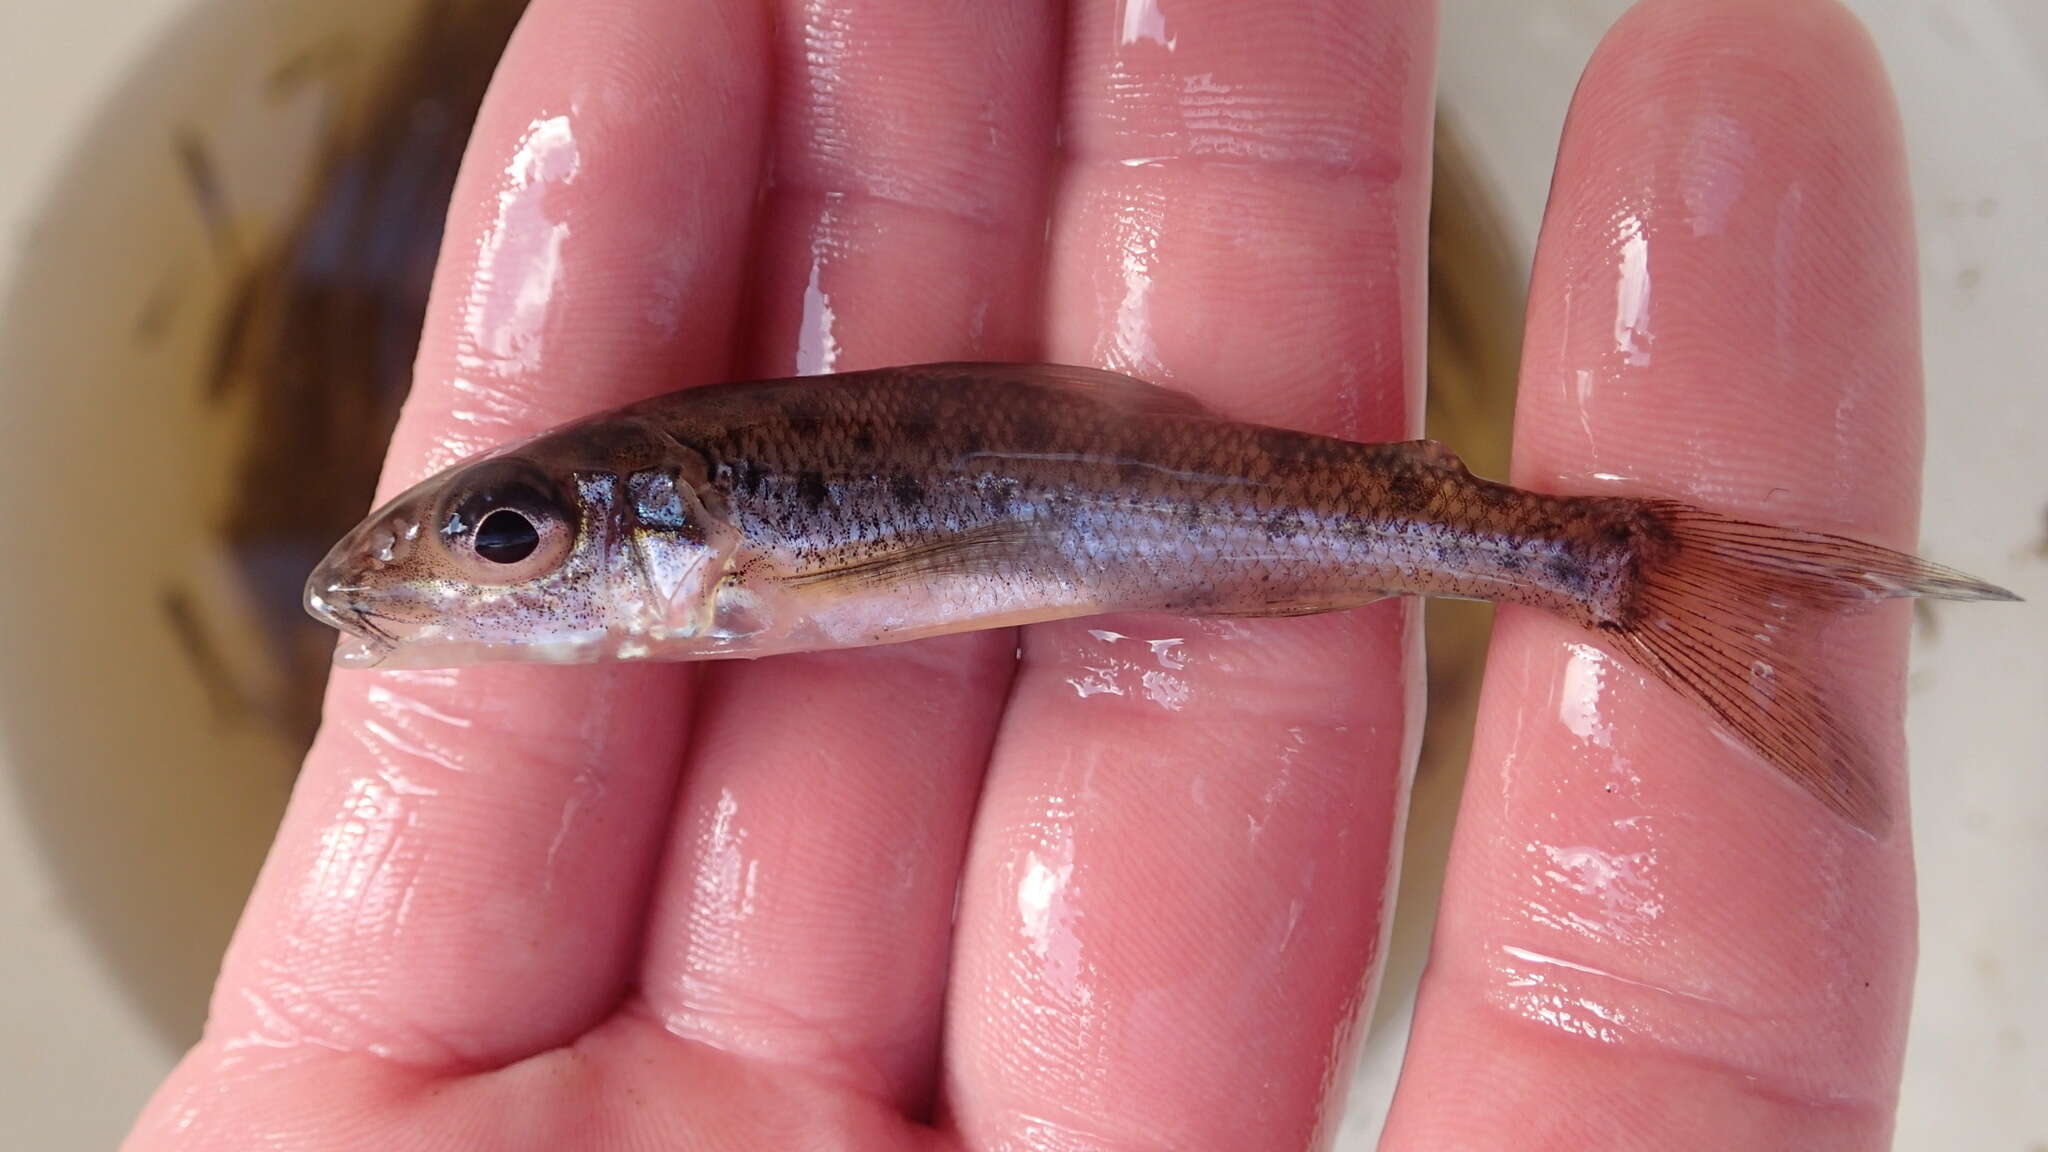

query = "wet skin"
[[128, 0, 1934, 1149]]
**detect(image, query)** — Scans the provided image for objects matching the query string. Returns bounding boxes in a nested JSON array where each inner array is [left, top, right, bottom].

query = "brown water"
[[209, 0, 528, 748]]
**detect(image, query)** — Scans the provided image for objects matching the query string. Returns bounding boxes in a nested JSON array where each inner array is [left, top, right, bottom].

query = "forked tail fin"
[[1607, 500, 2019, 834]]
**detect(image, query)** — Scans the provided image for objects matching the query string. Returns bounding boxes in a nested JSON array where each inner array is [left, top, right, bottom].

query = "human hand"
[[124, 0, 1923, 1148]]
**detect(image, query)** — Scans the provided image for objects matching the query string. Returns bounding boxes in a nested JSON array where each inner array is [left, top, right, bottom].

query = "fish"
[[305, 361, 2019, 832]]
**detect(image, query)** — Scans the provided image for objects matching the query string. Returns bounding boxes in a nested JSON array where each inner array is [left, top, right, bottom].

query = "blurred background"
[[0, 1, 2039, 1148]]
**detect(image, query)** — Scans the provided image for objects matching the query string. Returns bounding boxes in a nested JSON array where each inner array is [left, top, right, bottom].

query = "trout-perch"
[[305, 362, 2017, 832]]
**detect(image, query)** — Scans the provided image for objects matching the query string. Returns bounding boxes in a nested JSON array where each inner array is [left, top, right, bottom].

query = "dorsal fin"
[[1387, 439, 1471, 471], [905, 362, 1220, 420]]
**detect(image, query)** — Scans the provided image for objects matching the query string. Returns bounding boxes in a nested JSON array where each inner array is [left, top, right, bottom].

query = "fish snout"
[[303, 578, 352, 633], [304, 515, 405, 636], [303, 549, 376, 638]]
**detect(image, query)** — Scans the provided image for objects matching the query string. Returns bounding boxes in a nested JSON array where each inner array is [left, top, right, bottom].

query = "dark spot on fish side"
[[1385, 468, 1424, 506], [851, 427, 876, 455], [797, 470, 829, 511], [1262, 510, 1302, 537], [736, 460, 762, 497], [1549, 553, 1585, 587], [890, 474, 924, 507], [987, 483, 1014, 516], [1635, 508, 1679, 546], [1498, 550, 1524, 573], [1012, 409, 1052, 450]]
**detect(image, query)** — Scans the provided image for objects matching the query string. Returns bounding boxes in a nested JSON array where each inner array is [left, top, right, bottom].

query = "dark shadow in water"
[[0, 0, 524, 1048]]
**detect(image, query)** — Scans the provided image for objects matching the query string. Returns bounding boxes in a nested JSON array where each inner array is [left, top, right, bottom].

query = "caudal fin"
[[1608, 500, 2018, 834]]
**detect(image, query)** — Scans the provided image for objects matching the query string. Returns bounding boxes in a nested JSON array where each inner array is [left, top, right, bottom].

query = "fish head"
[[305, 424, 733, 667]]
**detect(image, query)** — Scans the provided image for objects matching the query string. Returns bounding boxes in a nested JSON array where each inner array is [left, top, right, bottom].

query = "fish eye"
[[436, 462, 576, 580], [474, 509, 540, 564]]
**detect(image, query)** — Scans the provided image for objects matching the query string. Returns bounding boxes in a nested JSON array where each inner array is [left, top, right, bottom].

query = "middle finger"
[[945, 1, 1441, 1147]]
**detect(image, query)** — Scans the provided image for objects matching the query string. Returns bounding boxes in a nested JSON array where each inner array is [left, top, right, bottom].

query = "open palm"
[[127, 0, 1925, 1148]]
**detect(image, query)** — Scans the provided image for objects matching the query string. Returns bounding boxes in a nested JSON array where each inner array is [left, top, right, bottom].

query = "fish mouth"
[[304, 576, 397, 667]]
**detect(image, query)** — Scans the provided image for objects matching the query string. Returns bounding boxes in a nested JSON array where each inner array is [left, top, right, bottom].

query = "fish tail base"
[[1600, 499, 2017, 834]]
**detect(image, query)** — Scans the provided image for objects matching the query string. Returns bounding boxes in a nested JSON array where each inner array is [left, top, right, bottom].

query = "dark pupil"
[[474, 509, 540, 564]]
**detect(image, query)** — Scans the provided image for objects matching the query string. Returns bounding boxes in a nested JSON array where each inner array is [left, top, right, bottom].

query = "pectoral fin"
[[782, 521, 1045, 593]]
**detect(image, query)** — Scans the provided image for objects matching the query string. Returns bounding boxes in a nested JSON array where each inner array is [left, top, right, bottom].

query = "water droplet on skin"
[[542, 787, 587, 893], [1612, 212, 1654, 366], [1518, 836, 1665, 948], [1139, 669, 1188, 710], [1146, 636, 1186, 669], [1679, 111, 1752, 237], [1016, 845, 1071, 956], [1014, 811, 1092, 1005], [1493, 984, 1635, 1046], [1573, 368, 1599, 457], [1557, 642, 1613, 748], [1065, 666, 1125, 699], [302, 776, 419, 931], [1065, 628, 1193, 709], [692, 789, 761, 965], [1097, 184, 1171, 375], [459, 115, 580, 379], [795, 205, 847, 375], [1117, 0, 1175, 49]]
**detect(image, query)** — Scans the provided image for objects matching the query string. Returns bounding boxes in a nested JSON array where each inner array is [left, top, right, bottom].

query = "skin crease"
[[121, 1, 1926, 1150]]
